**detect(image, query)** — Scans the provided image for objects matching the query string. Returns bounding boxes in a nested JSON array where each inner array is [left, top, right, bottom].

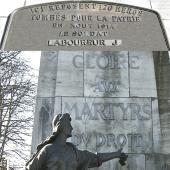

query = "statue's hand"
[[117, 148, 123, 158], [117, 148, 128, 166]]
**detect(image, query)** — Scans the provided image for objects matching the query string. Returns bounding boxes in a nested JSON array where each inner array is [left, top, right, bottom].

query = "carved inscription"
[[30, 3, 143, 14], [94, 80, 120, 94], [83, 52, 128, 96], [55, 51, 141, 96], [62, 97, 152, 152], [28, 2, 143, 47], [72, 54, 140, 69], [63, 101, 151, 121], [72, 54, 130, 69], [71, 132, 144, 150], [68, 52, 140, 96], [48, 39, 121, 47]]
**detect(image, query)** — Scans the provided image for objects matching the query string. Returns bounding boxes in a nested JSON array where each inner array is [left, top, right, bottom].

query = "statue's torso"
[[28, 142, 97, 170], [45, 143, 78, 170]]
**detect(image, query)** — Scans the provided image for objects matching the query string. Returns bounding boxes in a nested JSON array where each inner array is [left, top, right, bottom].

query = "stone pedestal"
[[31, 51, 170, 169]]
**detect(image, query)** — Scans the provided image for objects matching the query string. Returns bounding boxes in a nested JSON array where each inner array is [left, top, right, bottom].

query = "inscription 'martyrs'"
[[64, 101, 151, 121]]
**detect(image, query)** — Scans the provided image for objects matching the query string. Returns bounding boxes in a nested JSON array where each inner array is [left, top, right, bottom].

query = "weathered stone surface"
[[153, 52, 170, 99], [31, 97, 61, 154], [37, 52, 58, 97], [159, 100, 170, 154], [152, 99, 161, 152], [31, 50, 170, 169], [84, 51, 129, 97], [129, 51, 157, 97], [124, 154, 145, 170], [55, 51, 84, 96], [53, 97, 62, 117], [1, 2, 169, 50], [146, 154, 170, 170], [62, 97, 152, 153], [38, 98, 54, 140], [91, 154, 145, 170]]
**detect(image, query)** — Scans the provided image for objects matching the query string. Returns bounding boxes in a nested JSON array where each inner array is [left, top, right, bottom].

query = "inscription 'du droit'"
[[71, 132, 144, 151]]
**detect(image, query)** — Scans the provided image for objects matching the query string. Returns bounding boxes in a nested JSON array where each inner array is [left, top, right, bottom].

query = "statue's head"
[[52, 113, 73, 138]]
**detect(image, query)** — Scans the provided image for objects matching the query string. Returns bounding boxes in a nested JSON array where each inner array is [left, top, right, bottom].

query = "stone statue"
[[26, 113, 128, 170]]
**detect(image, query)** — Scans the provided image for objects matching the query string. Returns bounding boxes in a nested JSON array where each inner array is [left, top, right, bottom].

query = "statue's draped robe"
[[27, 142, 102, 170]]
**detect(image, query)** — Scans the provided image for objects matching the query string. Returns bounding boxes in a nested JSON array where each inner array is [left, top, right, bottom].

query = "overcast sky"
[[21, 51, 41, 71]]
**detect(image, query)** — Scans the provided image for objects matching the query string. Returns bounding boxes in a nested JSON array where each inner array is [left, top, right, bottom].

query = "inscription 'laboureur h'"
[[63, 101, 151, 121]]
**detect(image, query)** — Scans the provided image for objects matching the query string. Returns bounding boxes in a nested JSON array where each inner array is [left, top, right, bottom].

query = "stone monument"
[[31, 50, 170, 170], [0, 1, 170, 170], [0, 1, 169, 50]]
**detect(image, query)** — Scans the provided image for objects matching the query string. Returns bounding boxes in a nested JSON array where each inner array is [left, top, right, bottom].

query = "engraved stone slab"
[[62, 97, 152, 153], [84, 51, 129, 97], [1, 1, 169, 50], [55, 51, 84, 96], [129, 51, 157, 97]]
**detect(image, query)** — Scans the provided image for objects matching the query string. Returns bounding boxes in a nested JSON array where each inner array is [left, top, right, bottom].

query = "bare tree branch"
[[0, 52, 36, 165]]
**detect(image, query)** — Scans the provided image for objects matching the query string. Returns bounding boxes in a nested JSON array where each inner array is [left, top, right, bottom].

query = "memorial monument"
[[31, 50, 170, 170], [0, 1, 170, 170]]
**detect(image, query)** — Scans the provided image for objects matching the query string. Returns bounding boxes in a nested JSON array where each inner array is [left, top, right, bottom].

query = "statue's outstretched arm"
[[97, 148, 128, 166], [81, 148, 128, 168]]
